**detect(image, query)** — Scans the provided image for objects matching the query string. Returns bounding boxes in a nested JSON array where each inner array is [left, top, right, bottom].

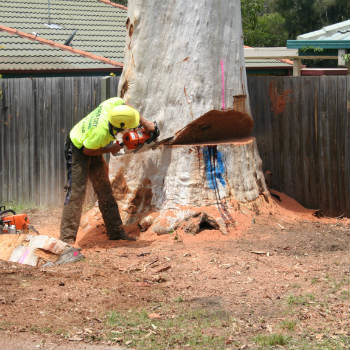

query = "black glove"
[[146, 121, 160, 144]]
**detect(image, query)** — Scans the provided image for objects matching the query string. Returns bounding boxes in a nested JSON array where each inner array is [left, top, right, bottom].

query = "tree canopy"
[[241, 0, 288, 46], [110, 0, 349, 47], [111, 0, 127, 6], [242, 0, 350, 47]]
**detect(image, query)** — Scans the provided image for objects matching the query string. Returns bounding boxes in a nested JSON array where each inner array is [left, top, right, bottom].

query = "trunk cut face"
[[109, 0, 268, 223], [170, 109, 254, 145]]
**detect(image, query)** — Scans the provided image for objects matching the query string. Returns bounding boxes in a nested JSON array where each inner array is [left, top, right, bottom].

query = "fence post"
[[101, 76, 111, 101], [293, 59, 302, 76], [338, 49, 346, 66]]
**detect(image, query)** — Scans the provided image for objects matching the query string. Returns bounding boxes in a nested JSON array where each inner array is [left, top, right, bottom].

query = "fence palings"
[[1, 75, 349, 217], [0, 76, 119, 207], [249, 75, 350, 217]]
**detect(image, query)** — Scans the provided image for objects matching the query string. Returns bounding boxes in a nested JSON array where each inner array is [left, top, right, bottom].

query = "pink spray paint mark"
[[19, 248, 30, 264], [73, 251, 79, 256], [220, 60, 225, 110]]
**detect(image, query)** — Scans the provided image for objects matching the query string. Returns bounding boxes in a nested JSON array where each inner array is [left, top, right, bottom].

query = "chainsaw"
[[0, 205, 38, 234], [113, 121, 160, 155]]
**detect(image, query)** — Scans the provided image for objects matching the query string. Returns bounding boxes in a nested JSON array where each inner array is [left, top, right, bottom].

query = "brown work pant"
[[60, 146, 123, 243]]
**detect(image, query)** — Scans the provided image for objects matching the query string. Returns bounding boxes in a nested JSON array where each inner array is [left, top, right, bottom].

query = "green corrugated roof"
[[287, 20, 350, 50], [297, 20, 350, 41], [0, 0, 127, 71]]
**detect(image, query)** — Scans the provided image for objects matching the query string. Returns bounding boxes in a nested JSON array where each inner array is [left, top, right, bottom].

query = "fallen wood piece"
[[144, 258, 159, 269], [183, 212, 220, 235], [154, 264, 171, 273], [34, 248, 58, 262], [250, 251, 270, 256]]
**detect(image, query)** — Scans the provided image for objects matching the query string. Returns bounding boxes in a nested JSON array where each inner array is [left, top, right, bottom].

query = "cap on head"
[[107, 105, 140, 129]]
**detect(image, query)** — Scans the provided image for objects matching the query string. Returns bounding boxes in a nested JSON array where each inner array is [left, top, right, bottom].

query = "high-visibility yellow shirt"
[[70, 97, 125, 149]]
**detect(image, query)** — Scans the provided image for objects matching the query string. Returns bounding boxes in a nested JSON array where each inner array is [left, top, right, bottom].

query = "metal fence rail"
[[249, 75, 350, 217], [0, 76, 119, 207]]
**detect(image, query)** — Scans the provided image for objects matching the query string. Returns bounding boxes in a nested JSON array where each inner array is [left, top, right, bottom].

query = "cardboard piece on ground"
[[0, 234, 83, 267], [0, 234, 27, 261]]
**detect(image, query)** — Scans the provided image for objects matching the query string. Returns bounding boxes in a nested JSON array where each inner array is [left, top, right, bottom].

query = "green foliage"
[[273, 0, 350, 39], [311, 277, 320, 284], [110, 0, 349, 49], [287, 293, 315, 305], [103, 307, 232, 350], [246, 14, 288, 46], [241, 0, 350, 46], [174, 296, 184, 303], [241, 0, 288, 46], [299, 46, 324, 53], [241, 0, 264, 30], [280, 319, 297, 331], [1, 201, 39, 213], [110, 0, 127, 6], [254, 333, 290, 346], [273, 0, 320, 38]]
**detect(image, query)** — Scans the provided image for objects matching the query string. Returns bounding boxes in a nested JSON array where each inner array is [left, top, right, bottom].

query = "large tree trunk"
[[109, 0, 268, 228]]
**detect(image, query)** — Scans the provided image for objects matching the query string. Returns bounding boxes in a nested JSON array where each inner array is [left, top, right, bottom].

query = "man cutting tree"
[[60, 97, 158, 244]]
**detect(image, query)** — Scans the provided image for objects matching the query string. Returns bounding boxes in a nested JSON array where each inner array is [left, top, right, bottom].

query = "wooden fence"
[[248, 75, 350, 217], [1, 75, 349, 217], [0, 76, 119, 207]]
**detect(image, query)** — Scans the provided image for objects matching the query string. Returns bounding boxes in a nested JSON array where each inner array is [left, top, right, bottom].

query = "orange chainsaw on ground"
[[0, 206, 38, 234]]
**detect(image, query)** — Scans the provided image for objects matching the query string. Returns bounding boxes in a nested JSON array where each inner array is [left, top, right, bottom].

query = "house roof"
[[0, 0, 127, 72], [287, 19, 350, 50], [297, 20, 350, 41]]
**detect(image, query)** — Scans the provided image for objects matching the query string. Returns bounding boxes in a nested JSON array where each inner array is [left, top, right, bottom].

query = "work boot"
[[108, 227, 136, 241], [61, 238, 76, 245]]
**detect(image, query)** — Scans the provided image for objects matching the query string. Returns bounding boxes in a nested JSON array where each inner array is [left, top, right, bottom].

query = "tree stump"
[[108, 0, 269, 230]]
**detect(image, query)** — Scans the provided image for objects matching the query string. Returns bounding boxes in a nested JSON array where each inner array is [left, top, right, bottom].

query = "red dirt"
[[70, 190, 335, 250], [1, 190, 349, 349]]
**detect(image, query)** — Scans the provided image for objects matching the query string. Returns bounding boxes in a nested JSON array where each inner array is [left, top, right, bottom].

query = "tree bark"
[[109, 0, 268, 225]]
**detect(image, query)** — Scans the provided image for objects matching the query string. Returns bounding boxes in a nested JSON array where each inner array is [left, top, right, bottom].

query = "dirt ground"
[[0, 191, 349, 350]]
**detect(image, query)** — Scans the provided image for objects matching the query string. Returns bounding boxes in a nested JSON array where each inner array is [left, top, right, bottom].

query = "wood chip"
[[144, 330, 156, 338], [144, 258, 159, 269], [68, 336, 83, 341], [154, 264, 171, 273], [137, 252, 150, 257], [127, 266, 141, 273], [220, 263, 232, 269]]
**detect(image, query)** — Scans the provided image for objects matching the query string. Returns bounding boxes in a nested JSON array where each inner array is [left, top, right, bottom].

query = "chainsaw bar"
[[114, 136, 172, 156], [115, 108, 253, 156]]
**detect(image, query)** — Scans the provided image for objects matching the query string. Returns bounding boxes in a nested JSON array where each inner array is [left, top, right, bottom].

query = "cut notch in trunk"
[[170, 109, 254, 145]]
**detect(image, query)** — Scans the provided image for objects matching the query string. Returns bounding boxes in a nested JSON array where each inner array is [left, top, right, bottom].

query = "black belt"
[[63, 136, 73, 205]]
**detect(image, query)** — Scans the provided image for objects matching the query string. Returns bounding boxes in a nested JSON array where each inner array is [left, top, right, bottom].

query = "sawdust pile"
[[74, 190, 334, 250]]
